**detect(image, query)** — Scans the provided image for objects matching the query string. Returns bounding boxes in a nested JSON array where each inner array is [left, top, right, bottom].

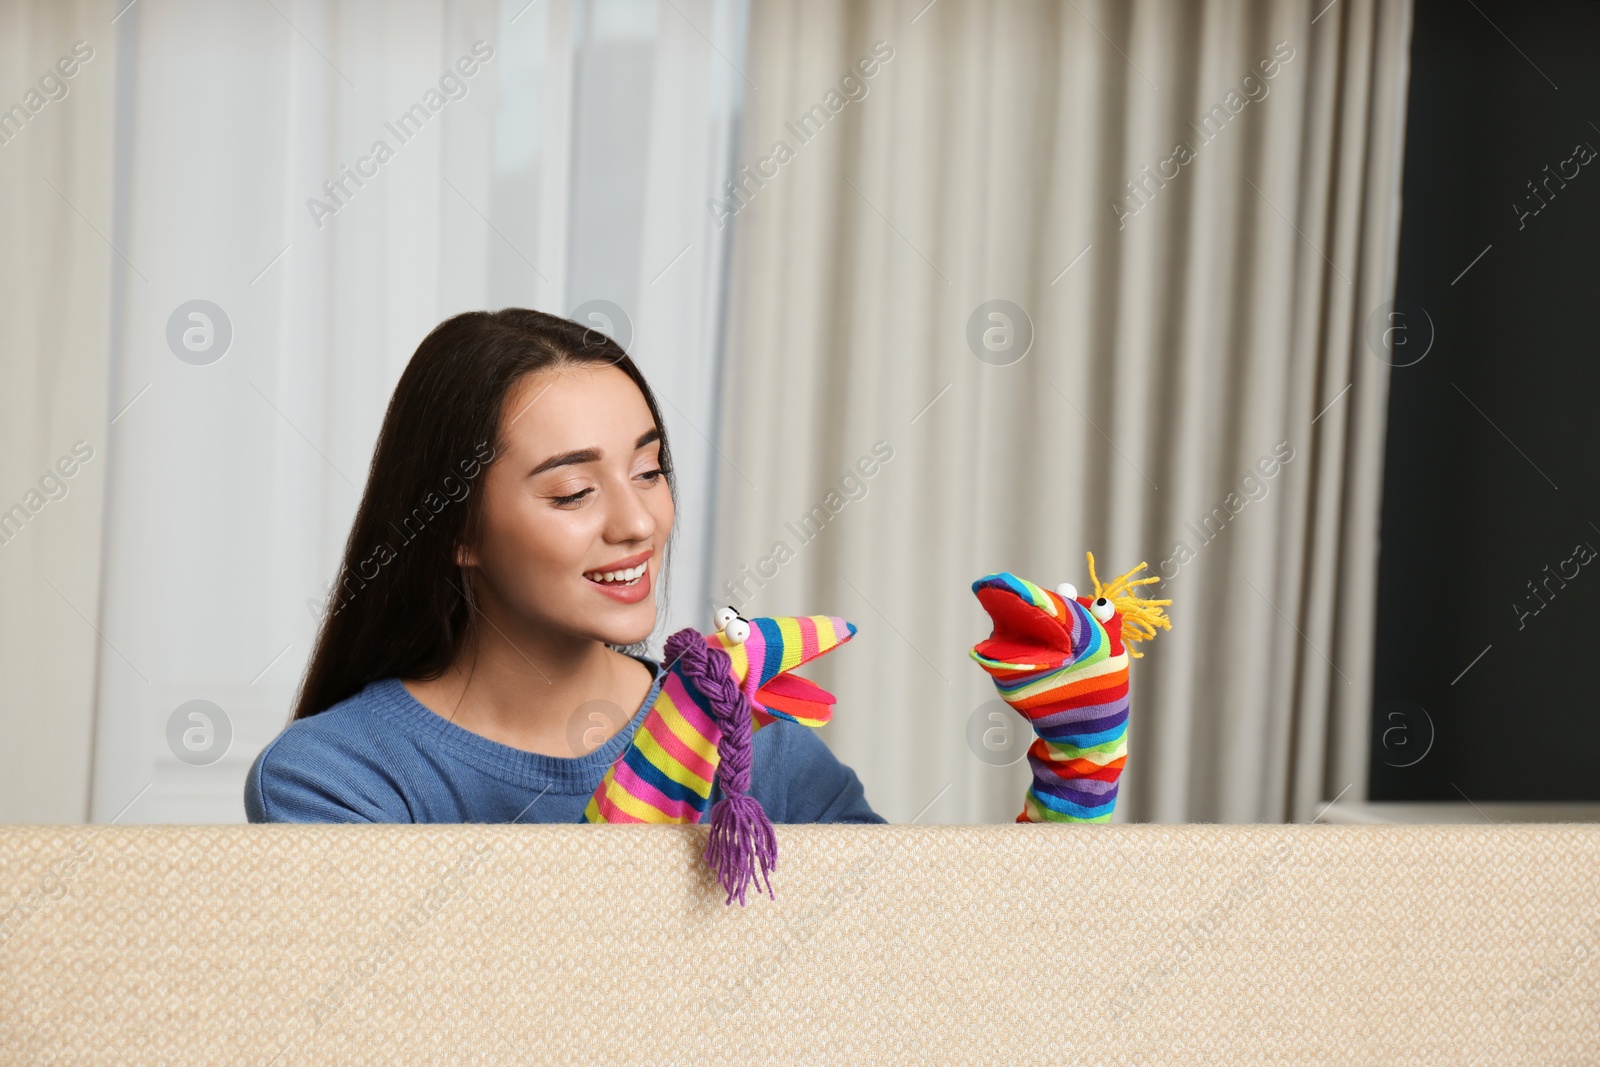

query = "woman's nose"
[[604, 474, 656, 542]]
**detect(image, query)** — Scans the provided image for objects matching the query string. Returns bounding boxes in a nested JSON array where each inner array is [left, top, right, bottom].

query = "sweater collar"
[[367, 655, 666, 794]]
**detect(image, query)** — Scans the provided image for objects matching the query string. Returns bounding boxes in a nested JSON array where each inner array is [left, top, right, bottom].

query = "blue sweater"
[[245, 657, 884, 825]]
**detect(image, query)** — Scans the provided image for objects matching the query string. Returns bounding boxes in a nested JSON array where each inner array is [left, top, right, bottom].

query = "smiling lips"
[[584, 552, 653, 604]]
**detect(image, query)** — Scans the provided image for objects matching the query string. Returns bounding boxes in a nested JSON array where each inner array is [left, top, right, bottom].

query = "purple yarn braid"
[[663, 627, 778, 905]]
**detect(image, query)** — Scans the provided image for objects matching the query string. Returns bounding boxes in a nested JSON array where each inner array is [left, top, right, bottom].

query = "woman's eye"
[[637, 468, 666, 483], [550, 488, 593, 507]]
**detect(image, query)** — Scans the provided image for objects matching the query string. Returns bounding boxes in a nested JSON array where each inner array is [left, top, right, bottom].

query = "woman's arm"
[[764, 723, 885, 824], [245, 729, 410, 823]]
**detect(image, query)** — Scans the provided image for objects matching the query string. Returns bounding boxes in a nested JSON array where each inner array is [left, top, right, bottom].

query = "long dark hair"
[[291, 308, 675, 720]]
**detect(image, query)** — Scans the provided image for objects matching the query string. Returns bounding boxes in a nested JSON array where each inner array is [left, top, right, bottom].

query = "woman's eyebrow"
[[529, 447, 601, 476], [529, 430, 657, 475]]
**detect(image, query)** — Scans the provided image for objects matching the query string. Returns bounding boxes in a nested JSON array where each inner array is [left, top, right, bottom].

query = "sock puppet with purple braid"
[[583, 612, 857, 906]]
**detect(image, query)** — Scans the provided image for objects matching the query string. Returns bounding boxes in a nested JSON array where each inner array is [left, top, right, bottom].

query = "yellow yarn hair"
[[1085, 551, 1173, 658]]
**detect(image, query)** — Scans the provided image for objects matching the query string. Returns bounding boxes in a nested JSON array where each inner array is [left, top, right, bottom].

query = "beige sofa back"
[[3, 823, 1597, 1064]]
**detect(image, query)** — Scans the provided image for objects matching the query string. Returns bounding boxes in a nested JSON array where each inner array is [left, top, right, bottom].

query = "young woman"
[[245, 308, 882, 825]]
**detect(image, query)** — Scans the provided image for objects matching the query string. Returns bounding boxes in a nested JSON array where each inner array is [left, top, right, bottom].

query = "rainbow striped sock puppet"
[[969, 554, 1172, 823], [584, 612, 857, 905]]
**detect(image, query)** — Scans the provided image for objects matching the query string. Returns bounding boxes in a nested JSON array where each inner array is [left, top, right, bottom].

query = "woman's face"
[[464, 364, 674, 648]]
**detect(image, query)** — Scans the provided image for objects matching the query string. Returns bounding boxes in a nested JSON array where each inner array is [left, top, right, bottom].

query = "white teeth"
[[586, 563, 646, 584]]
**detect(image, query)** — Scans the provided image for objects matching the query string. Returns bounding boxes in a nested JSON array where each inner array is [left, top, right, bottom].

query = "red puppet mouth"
[[754, 672, 837, 724], [970, 573, 1077, 671]]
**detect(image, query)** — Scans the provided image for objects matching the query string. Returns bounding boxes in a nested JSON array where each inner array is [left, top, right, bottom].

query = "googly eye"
[[1090, 597, 1115, 623], [1055, 582, 1078, 601], [723, 617, 751, 644], [713, 606, 738, 631]]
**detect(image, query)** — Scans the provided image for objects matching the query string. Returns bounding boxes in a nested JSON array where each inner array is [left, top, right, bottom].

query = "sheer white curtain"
[[715, 0, 1413, 823], [88, 0, 746, 823], [0, 1, 116, 822]]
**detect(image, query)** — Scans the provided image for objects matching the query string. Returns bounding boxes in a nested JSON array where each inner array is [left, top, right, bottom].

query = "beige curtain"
[[713, 0, 1412, 823], [0, 1, 117, 821]]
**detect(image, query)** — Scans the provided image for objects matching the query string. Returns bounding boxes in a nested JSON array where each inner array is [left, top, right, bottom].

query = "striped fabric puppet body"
[[969, 554, 1171, 823], [585, 614, 856, 903]]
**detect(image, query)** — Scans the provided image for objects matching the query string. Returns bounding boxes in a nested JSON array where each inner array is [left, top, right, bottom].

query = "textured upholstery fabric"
[[3, 824, 1597, 1064]]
